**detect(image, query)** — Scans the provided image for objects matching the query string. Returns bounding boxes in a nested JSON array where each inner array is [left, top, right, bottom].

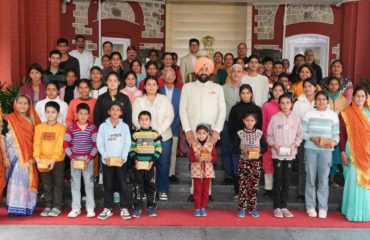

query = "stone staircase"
[[54, 152, 344, 211]]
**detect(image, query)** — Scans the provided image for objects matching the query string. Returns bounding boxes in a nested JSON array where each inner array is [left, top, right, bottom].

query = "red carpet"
[[0, 208, 369, 228]]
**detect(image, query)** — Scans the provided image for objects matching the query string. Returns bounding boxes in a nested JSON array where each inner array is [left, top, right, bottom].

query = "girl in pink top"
[[261, 82, 285, 199], [120, 70, 143, 105]]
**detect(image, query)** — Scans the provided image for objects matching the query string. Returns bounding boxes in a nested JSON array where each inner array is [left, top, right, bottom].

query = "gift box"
[[279, 147, 291, 156], [137, 161, 150, 170], [72, 160, 85, 169], [200, 150, 211, 161], [110, 157, 122, 167], [38, 159, 49, 172], [247, 149, 260, 160], [318, 137, 332, 147]]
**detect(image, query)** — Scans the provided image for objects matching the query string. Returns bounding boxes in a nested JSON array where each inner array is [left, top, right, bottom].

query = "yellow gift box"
[[200, 150, 211, 161], [38, 159, 49, 172], [318, 137, 332, 147], [137, 161, 151, 170], [72, 160, 85, 169], [247, 149, 260, 160], [110, 157, 123, 167]]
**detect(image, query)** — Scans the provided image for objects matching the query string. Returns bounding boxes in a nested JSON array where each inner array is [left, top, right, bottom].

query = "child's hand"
[[3, 156, 10, 168], [105, 158, 110, 166], [310, 137, 321, 147], [149, 161, 153, 169], [273, 144, 281, 153], [289, 143, 298, 149], [48, 160, 56, 171], [84, 160, 90, 169]]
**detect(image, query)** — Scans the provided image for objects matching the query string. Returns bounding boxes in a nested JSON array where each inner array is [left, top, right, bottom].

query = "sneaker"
[[233, 195, 239, 202], [120, 208, 132, 220], [194, 209, 201, 217], [306, 208, 317, 218], [97, 208, 113, 220], [273, 208, 283, 218], [281, 208, 294, 218], [169, 175, 180, 184], [159, 192, 168, 201], [40, 207, 51, 217], [200, 208, 207, 217], [48, 208, 62, 217], [187, 194, 194, 202], [318, 209, 327, 219], [86, 208, 95, 218], [113, 192, 120, 203], [148, 207, 157, 217], [237, 208, 246, 218], [263, 190, 273, 199], [208, 195, 214, 202], [68, 209, 81, 218], [132, 209, 142, 218], [249, 209, 260, 217]]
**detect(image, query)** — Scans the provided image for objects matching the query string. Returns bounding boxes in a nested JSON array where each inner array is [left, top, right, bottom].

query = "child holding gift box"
[[188, 124, 217, 217], [130, 111, 162, 218], [34, 101, 66, 217], [232, 112, 267, 218], [96, 102, 132, 220], [64, 103, 98, 218]]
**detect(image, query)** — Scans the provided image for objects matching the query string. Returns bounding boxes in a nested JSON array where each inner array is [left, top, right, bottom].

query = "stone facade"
[[286, 4, 334, 25], [140, 43, 163, 50], [72, 0, 91, 35], [140, 2, 165, 38], [254, 5, 279, 40], [101, 0, 135, 23], [254, 44, 281, 51]]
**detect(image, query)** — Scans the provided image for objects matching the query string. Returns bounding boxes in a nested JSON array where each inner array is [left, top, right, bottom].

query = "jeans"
[[305, 149, 332, 210], [40, 161, 65, 210], [169, 137, 179, 176], [221, 122, 232, 179], [71, 161, 95, 210], [272, 159, 292, 209], [156, 138, 172, 193], [102, 163, 130, 209]]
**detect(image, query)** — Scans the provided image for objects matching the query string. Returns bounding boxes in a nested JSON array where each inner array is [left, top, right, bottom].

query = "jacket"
[[160, 86, 181, 137], [19, 82, 47, 105]]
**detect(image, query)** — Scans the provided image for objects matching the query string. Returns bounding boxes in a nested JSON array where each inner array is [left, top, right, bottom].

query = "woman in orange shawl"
[[340, 86, 370, 222], [0, 94, 40, 216]]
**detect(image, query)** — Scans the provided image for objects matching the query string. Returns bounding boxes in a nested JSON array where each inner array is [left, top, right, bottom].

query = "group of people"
[[0, 36, 369, 223]]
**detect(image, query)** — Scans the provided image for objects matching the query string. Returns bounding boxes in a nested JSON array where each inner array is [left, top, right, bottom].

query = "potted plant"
[[0, 83, 20, 114]]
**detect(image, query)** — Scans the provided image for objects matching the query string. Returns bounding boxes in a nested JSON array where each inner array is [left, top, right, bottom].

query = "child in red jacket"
[[188, 124, 217, 217]]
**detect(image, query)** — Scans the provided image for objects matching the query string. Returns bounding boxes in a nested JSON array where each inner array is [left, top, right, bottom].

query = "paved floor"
[[0, 225, 369, 240]]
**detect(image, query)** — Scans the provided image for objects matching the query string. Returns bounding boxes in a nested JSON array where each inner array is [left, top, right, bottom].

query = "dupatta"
[[342, 104, 370, 189], [4, 96, 41, 192]]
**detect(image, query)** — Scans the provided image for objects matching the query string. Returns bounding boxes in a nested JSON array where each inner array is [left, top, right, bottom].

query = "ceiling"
[[165, 0, 358, 6]]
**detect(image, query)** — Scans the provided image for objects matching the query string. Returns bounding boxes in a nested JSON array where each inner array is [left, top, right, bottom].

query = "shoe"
[[221, 178, 233, 185], [200, 208, 207, 217], [40, 207, 51, 217], [40, 193, 45, 201], [263, 190, 273, 199], [194, 209, 201, 217], [249, 209, 260, 217], [306, 208, 317, 218], [48, 208, 62, 217], [120, 208, 132, 220], [169, 175, 180, 184], [233, 194, 239, 202], [237, 208, 246, 218], [132, 209, 142, 218], [86, 208, 95, 218], [281, 208, 294, 218], [113, 192, 120, 203], [296, 195, 305, 202], [159, 192, 168, 201], [318, 209, 327, 219], [208, 195, 213, 202], [142, 193, 147, 200], [329, 177, 340, 188], [187, 194, 194, 202], [273, 208, 283, 218], [148, 207, 157, 217], [68, 209, 81, 218], [97, 208, 113, 220]]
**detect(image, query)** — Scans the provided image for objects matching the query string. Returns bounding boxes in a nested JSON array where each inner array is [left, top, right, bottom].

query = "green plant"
[[0, 83, 19, 114], [359, 77, 370, 93]]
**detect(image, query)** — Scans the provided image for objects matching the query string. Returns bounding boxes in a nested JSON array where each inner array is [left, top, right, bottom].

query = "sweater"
[[267, 112, 303, 160], [129, 128, 162, 163], [94, 91, 132, 129], [302, 109, 340, 151], [241, 74, 269, 107], [132, 94, 174, 141], [64, 121, 98, 161], [232, 129, 267, 161], [35, 97, 69, 126], [228, 101, 262, 142], [33, 122, 66, 162], [66, 98, 97, 126], [96, 118, 131, 164], [121, 87, 143, 105], [179, 80, 226, 134]]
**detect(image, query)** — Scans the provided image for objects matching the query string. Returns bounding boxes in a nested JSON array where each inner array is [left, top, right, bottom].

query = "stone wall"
[[101, 1, 135, 23], [72, 0, 91, 35], [140, 2, 165, 39], [254, 5, 279, 40], [286, 4, 334, 25]]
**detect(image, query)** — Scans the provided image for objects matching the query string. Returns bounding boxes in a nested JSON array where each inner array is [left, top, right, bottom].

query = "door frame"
[[101, 37, 131, 60]]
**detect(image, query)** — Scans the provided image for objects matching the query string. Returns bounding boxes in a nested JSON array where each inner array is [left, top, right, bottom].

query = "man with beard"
[[57, 38, 80, 80], [180, 57, 226, 201], [304, 49, 323, 84], [69, 35, 94, 79]]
